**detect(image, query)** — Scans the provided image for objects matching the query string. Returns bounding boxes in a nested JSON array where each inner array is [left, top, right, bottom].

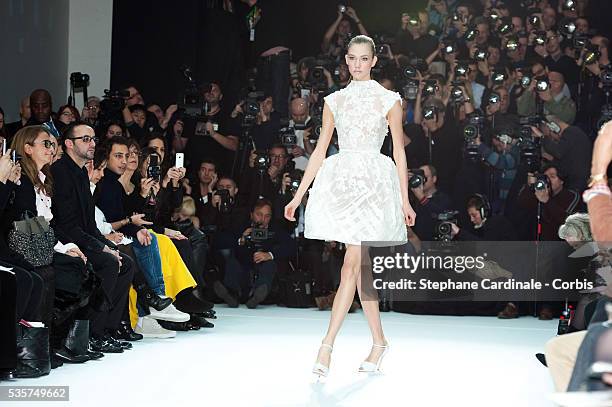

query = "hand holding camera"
[[140, 177, 158, 198], [0, 149, 17, 183]]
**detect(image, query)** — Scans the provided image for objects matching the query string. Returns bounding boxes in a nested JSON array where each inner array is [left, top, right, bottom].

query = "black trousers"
[[7, 264, 44, 322], [256, 50, 290, 119], [0, 268, 17, 370], [82, 250, 134, 337]]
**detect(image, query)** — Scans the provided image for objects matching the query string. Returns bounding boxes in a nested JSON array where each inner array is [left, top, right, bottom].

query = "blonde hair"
[[179, 196, 196, 217], [558, 213, 592, 241]]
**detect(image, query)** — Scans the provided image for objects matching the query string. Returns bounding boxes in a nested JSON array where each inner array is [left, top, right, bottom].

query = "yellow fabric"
[[129, 232, 197, 327]]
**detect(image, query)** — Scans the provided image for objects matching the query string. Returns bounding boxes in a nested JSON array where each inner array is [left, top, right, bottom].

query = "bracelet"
[[582, 184, 611, 203], [588, 173, 608, 188]]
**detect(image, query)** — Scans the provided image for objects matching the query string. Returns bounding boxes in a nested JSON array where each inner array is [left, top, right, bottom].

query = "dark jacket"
[[517, 186, 580, 241], [231, 219, 296, 265], [50, 154, 111, 253], [95, 169, 143, 238], [456, 215, 518, 241]]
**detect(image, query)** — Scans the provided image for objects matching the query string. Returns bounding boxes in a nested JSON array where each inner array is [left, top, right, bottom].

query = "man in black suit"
[[51, 122, 134, 353]]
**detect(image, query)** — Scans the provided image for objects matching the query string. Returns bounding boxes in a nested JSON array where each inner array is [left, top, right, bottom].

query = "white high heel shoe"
[[312, 343, 333, 377], [358, 342, 389, 373]]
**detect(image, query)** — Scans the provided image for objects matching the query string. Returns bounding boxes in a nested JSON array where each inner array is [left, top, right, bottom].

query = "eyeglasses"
[[70, 136, 98, 144], [32, 140, 57, 149]]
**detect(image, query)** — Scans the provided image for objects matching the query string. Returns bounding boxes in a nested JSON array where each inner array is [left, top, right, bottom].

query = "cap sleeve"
[[324, 92, 338, 119], [383, 91, 402, 116]]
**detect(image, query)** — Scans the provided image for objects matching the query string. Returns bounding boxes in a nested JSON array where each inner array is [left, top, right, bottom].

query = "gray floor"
[[4, 306, 559, 407]]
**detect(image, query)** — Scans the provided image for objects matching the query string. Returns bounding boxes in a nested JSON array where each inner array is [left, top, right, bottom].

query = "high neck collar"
[[349, 79, 374, 87]]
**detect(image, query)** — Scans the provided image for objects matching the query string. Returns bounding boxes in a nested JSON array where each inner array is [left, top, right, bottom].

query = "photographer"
[[213, 199, 295, 308], [198, 175, 249, 234], [517, 163, 580, 241], [575, 35, 610, 135], [409, 164, 453, 240], [122, 104, 152, 142], [534, 115, 592, 192], [535, 30, 580, 92], [184, 82, 239, 177], [241, 144, 295, 205], [395, 11, 439, 60], [407, 98, 463, 195], [288, 98, 311, 170], [517, 70, 577, 124], [321, 6, 369, 60], [476, 126, 520, 211], [450, 193, 518, 241], [248, 95, 281, 151]]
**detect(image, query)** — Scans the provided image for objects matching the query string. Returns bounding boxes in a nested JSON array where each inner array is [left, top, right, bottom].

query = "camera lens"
[[464, 125, 477, 139], [536, 79, 549, 91]]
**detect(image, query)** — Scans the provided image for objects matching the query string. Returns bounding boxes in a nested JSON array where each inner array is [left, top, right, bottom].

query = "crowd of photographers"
[[0, 0, 611, 395]]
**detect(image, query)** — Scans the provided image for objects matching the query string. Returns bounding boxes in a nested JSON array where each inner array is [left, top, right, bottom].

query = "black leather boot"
[[135, 284, 172, 311], [15, 324, 51, 378], [114, 321, 143, 341], [54, 320, 90, 363]]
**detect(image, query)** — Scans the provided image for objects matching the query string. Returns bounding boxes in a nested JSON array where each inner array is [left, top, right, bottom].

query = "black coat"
[[50, 154, 110, 254]]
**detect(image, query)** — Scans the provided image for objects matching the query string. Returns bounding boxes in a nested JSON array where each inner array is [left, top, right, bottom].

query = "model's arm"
[[388, 101, 416, 225], [288, 103, 335, 204]]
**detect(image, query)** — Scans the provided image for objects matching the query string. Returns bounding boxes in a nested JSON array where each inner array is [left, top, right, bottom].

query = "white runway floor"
[[5, 305, 559, 407]]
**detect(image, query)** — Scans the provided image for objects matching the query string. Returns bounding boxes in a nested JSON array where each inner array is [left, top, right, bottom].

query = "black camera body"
[[214, 188, 233, 214], [243, 91, 265, 128], [70, 72, 90, 88], [244, 224, 275, 251], [409, 169, 427, 189], [147, 154, 162, 183], [435, 210, 459, 242], [254, 150, 270, 172], [279, 127, 297, 147], [532, 173, 551, 192]]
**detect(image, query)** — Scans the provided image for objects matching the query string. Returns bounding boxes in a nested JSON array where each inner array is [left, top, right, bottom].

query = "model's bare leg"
[[356, 249, 387, 363], [314, 244, 361, 368]]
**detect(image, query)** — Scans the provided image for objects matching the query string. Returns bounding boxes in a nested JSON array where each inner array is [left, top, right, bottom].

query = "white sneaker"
[[149, 302, 190, 323], [134, 316, 176, 339]]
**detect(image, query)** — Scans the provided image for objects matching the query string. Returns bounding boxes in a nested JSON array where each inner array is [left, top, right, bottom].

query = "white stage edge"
[[4, 306, 558, 407]]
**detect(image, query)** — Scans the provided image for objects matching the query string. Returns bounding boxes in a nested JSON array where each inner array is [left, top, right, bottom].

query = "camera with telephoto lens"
[[475, 47, 489, 62], [442, 39, 457, 55], [505, 35, 520, 52], [532, 173, 550, 192], [464, 26, 479, 42], [463, 113, 485, 161], [498, 18, 513, 35], [534, 31, 547, 46], [583, 42, 602, 66], [403, 79, 420, 100], [279, 127, 297, 147], [338, 3, 347, 13], [454, 62, 469, 78], [494, 129, 515, 145], [535, 76, 550, 92], [573, 34, 590, 50], [422, 80, 438, 98], [529, 14, 541, 27], [242, 91, 264, 128], [492, 70, 507, 85], [409, 168, 427, 189], [450, 81, 465, 104], [214, 188, 233, 214], [307, 116, 323, 143], [562, 0, 577, 11], [70, 72, 90, 88], [287, 170, 303, 194], [100, 89, 130, 116], [518, 117, 543, 172], [435, 210, 459, 242], [423, 105, 439, 121], [244, 223, 275, 251], [560, 18, 577, 37], [254, 150, 270, 172], [520, 74, 533, 88], [147, 154, 162, 183]]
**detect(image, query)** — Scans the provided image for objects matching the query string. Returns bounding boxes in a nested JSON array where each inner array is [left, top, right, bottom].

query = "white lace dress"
[[304, 79, 408, 246]]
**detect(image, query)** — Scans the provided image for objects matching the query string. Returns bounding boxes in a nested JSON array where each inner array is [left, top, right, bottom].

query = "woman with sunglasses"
[[5, 126, 98, 366]]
